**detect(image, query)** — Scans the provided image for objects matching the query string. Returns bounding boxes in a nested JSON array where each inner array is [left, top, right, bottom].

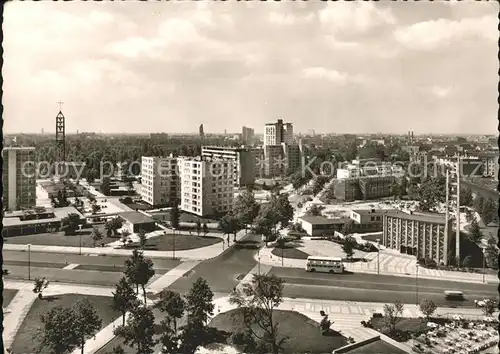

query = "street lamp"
[[28, 244, 31, 280], [416, 264, 419, 305], [376, 239, 380, 275], [172, 228, 176, 260], [482, 247, 486, 284], [78, 224, 83, 255]]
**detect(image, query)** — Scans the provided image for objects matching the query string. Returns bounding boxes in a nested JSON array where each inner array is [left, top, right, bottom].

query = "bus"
[[306, 256, 344, 274], [444, 291, 464, 300]]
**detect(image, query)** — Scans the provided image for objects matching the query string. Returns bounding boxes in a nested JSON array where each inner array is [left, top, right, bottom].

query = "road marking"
[[63, 263, 79, 270]]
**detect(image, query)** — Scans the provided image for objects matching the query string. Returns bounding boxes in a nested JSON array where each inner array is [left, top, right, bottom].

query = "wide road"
[[269, 267, 497, 308], [3, 250, 180, 286], [167, 232, 261, 294]]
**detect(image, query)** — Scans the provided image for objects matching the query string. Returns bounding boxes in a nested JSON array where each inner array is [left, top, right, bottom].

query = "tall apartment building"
[[3, 147, 36, 211], [242, 126, 255, 143], [257, 143, 303, 178], [140, 156, 180, 207], [201, 146, 256, 187], [383, 210, 452, 265], [178, 157, 235, 217], [264, 119, 293, 146], [480, 153, 499, 179]]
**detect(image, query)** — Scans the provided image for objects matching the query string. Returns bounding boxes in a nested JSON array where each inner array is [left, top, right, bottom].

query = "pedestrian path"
[[235, 263, 272, 292], [146, 260, 201, 293], [256, 247, 498, 284], [3, 290, 38, 350]]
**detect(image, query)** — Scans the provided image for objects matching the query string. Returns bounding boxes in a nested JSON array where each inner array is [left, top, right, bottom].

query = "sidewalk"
[[3, 229, 247, 261], [256, 247, 498, 284]]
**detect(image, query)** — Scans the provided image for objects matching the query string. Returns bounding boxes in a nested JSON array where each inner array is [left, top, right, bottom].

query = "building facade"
[[264, 119, 294, 146], [242, 126, 255, 143], [140, 156, 180, 207], [358, 176, 396, 200], [201, 146, 256, 187], [383, 210, 452, 265], [178, 157, 235, 217], [3, 147, 36, 211], [478, 153, 498, 178], [333, 178, 361, 201]]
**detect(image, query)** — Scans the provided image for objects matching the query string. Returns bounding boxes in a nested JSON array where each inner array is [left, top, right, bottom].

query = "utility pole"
[[455, 155, 461, 267], [445, 170, 450, 264]]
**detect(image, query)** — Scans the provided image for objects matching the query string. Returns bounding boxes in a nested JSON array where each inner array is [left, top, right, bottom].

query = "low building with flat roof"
[[2, 206, 85, 238], [119, 211, 157, 233], [299, 215, 346, 236], [382, 210, 452, 265]]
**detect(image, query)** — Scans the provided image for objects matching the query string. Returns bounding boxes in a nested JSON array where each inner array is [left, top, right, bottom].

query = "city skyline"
[[3, 1, 498, 135]]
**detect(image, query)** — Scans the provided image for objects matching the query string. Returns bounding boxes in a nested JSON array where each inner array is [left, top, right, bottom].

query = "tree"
[[106, 346, 125, 354], [170, 201, 180, 230], [124, 250, 155, 303], [33, 277, 50, 299], [115, 306, 157, 354], [460, 187, 473, 207], [112, 277, 139, 326], [484, 236, 499, 270], [101, 177, 111, 196], [482, 298, 498, 316], [229, 274, 287, 354], [218, 212, 241, 242], [468, 219, 483, 244], [40, 306, 78, 354], [105, 217, 123, 237], [462, 255, 473, 269], [234, 188, 260, 232], [73, 298, 102, 354], [382, 301, 404, 334], [60, 213, 81, 235], [154, 289, 185, 333], [465, 208, 475, 223], [159, 323, 179, 354], [91, 202, 102, 215], [306, 204, 323, 217], [481, 197, 497, 225], [185, 277, 214, 326], [254, 204, 277, 245], [342, 237, 356, 260], [419, 299, 437, 320], [91, 227, 104, 247], [138, 230, 148, 249], [195, 219, 202, 236], [473, 195, 485, 215], [341, 221, 353, 236]]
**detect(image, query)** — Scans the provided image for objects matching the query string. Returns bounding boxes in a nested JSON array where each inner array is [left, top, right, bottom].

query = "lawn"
[[271, 246, 310, 260], [210, 308, 347, 354], [346, 339, 407, 354], [140, 234, 222, 251], [4, 226, 113, 248], [3, 289, 18, 308], [11, 294, 121, 354]]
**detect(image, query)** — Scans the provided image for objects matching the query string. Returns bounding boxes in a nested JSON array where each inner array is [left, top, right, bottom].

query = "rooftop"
[[384, 210, 447, 223], [351, 208, 394, 216], [119, 211, 155, 224], [3, 206, 84, 227], [299, 215, 346, 225]]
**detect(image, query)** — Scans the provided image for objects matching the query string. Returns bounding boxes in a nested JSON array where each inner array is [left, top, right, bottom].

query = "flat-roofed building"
[[264, 119, 293, 146], [299, 216, 346, 236], [242, 126, 255, 143], [178, 156, 235, 217], [382, 210, 452, 265], [140, 156, 180, 207], [201, 146, 256, 187], [119, 211, 156, 234], [2, 146, 36, 211], [2, 206, 84, 237], [358, 176, 396, 200]]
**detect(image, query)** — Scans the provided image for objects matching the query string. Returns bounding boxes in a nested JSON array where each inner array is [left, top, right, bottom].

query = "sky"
[[3, 1, 498, 135]]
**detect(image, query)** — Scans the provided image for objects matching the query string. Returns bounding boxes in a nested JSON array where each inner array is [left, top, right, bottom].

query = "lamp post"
[[376, 239, 380, 275], [482, 248, 486, 284], [28, 244, 31, 280], [172, 228, 176, 260], [258, 248, 261, 275], [416, 263, 419, 305], [78, 224, 83, 255]]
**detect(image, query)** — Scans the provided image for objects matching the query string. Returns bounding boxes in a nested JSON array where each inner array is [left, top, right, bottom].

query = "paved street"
[[269, 267, 497, 307]]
